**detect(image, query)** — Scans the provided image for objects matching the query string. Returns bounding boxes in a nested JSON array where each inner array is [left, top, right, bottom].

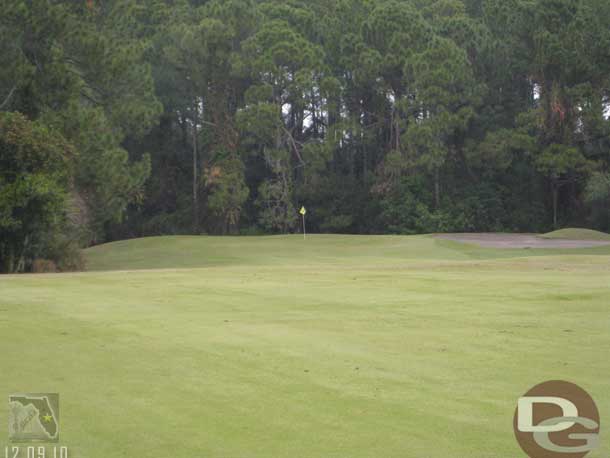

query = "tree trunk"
[[6, 246, 15, 273], [552, 184, 558, 229], [363, 145, 368, 180], [434, 167, 441, 209], [192, 106, 199, 232], [15, 235, 29, 273]]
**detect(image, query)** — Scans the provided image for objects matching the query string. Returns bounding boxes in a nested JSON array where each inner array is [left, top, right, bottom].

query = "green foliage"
[[0, 112, 72, 272], [205, 154, 250, 234], [3, 0, 610, 250], [585, 172, 610, 229], [535, 143, 590, 178], [586, 172, 610, 203], [256, 148, 296, 233], [57, 106, 152, 239], [0, 0, 160, 252]]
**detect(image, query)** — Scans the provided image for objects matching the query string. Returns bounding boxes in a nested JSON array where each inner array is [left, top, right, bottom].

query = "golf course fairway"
[[1, 234, 609, 457]]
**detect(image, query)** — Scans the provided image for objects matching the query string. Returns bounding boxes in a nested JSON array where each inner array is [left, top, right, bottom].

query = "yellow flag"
[[300, 206, 307, 216]]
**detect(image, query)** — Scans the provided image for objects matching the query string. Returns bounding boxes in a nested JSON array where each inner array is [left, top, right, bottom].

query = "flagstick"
[[302, 213, 306, 240]]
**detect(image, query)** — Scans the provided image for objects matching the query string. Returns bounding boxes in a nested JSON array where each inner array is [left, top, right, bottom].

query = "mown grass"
[[83, 234, 610, 271], [1, 234, 609, 458]]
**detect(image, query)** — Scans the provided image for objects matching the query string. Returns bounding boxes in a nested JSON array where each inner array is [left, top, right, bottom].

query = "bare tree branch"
[[0, 85, 17, 110], [282, 125, 306, 166]]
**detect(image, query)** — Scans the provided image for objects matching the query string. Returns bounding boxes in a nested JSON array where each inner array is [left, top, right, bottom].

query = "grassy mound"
[[82, 234, 486, 271], [541, 228, 610, 241], [82, 233, 610, 271]]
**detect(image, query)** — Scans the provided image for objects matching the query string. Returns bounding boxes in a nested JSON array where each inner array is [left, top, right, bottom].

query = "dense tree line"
[[1, 0, 610, 272]]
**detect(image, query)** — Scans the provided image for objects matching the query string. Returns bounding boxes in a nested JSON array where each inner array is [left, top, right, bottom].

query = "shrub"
[[32, 259, 58, 273]]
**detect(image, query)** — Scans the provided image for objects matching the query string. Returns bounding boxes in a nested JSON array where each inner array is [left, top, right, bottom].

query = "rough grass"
[[1, 235, 609, 458], [541, 227, 610, 241]]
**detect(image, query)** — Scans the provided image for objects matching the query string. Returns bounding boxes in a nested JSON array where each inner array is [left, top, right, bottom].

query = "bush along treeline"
[[1, 0, 610, 272]]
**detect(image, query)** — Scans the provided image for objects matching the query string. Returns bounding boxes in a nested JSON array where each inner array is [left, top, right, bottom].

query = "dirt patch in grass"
[[435, 233, 610, 249]]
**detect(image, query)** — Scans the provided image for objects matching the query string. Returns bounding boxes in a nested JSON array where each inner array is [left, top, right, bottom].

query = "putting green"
[[1, 235, 609, 458]]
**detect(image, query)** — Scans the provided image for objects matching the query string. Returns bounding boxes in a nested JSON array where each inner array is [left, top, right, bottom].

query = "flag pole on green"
[[299, 206, 307, 239]]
